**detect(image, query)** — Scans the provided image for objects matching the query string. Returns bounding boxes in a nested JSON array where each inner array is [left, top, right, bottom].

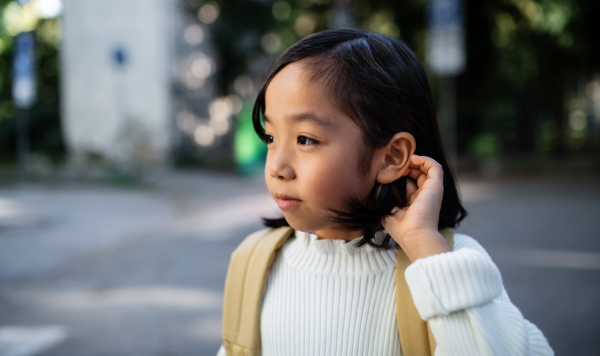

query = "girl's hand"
[[382, 154, 450, 263]]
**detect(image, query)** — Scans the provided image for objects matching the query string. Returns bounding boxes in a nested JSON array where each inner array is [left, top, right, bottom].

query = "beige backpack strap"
[[396, 228, 455, 356], [222, 227, 295, 356]]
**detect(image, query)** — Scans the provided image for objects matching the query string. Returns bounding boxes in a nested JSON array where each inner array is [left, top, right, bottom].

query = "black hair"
[[253, 28, 467, 249]]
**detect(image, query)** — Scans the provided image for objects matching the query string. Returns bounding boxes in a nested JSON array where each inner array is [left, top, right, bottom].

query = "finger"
[[406, 178, 418, 198], [418, 168, 430, 188], [410, 155, 444, 183], [407, 167, 428, 188], [411, 155, 443, 175], [405, 166, 428, 189], [406, 167, 424, 182], [405, 178, 419, 204]]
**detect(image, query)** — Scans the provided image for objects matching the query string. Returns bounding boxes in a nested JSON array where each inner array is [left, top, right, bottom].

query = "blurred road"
[[0, 171, 598, 356]]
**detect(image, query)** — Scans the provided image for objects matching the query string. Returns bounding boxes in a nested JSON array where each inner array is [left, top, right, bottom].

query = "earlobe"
[[376, 132, 416, 185]]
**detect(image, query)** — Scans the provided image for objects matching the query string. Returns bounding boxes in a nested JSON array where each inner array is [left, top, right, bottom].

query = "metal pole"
[[16, 107, 30, 175], [439, 76, 457, 166]]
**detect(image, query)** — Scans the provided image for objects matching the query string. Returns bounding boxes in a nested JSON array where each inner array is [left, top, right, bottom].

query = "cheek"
[[303, 155, 374, 204]]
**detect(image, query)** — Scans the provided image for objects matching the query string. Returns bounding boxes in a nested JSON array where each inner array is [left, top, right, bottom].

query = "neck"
[[312, 227, 364, 242]]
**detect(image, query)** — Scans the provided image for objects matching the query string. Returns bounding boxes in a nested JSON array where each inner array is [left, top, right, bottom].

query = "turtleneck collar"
[[295, 230, 395, 254], [277, 230, 398, 276]]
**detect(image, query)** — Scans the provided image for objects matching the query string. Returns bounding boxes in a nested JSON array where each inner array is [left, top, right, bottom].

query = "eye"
[[297, 136, 317, 145], [265, 135, 275, 144]]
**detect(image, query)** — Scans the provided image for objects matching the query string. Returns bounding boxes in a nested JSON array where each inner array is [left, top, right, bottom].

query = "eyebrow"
[[263, 112, 335, 128]]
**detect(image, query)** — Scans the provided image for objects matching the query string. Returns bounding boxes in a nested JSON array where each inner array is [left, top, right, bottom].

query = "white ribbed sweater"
[[218, 231, 553, 356]]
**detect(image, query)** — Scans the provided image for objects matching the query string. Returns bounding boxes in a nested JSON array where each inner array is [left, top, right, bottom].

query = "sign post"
[[426, 0, 465, 165], [12, 31, 37, 174]]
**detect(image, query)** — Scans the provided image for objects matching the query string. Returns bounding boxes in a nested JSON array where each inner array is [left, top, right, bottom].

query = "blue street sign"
[[13, 32, 36, 108], [427, 0, 464, 28], [113, 46, 127, 68]]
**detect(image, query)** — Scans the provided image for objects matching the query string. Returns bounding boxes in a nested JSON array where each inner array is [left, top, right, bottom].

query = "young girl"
[[217, 29, 553, 355]]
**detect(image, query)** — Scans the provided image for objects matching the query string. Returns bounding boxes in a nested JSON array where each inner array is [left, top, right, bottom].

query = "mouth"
[[275, 194, 302, 210]]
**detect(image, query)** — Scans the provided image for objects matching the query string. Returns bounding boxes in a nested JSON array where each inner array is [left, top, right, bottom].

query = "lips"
[[276, 194, 302, 210]]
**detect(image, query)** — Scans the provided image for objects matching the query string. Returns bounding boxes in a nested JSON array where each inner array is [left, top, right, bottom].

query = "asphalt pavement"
[[0, 170, 598, 356]]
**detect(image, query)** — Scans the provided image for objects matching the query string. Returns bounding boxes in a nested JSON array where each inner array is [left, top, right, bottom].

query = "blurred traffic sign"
[[113, 46, 127, 68], [12, 32, 37, 109], [426, 0, 465, 76]]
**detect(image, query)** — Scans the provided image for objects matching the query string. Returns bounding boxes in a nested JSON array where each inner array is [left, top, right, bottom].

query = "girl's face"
[[264, 62, 379, 240]]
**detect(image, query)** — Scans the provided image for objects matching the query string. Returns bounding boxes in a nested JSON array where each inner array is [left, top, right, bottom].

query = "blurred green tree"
[[456, 0, 599, 155], [0, 0, 64, 166], [202, 0, 598, 158]]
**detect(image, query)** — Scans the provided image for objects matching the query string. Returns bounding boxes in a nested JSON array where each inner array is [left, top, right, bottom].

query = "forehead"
[[264, 62, 346, 127]]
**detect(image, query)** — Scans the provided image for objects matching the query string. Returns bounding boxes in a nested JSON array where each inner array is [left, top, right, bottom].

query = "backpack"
[[222, 227, 454, 356]]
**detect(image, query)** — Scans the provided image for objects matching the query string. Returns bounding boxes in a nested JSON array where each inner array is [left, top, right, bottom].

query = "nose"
[[268, 148, 296, 180]]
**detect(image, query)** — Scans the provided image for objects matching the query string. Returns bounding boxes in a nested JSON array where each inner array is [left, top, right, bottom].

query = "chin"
[[281, 214, 325, 233]]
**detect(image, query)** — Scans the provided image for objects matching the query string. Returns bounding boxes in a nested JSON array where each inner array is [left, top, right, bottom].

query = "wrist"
[[400, 230, 450, 263]]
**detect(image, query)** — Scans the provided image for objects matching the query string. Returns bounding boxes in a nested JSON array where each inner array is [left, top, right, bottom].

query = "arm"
[[383, 155, 553, 355], [405, 235, 553, 355]]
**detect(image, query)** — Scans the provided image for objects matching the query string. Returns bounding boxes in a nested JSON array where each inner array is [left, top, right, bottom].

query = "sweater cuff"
[[405, 248, 503, 320]]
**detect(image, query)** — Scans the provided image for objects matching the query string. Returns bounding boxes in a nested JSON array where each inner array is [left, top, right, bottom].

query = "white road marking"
[[4, 287, 223, 310], [493, 248, 600, 270], [0, 326, 67, 356]]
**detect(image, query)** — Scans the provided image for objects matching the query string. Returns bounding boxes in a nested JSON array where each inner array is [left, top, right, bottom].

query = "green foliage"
[[0, 1, 64, 164], [458, 0, 598, 155], [470, 133, 502, 155], [207, 0, 593, 160], [206, 0, 600, 159]]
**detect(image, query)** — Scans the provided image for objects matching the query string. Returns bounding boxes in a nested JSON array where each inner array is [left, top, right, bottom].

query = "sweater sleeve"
[[404, 234, 554, 356]]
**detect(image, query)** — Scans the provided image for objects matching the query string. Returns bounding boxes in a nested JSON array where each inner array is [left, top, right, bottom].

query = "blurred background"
[[0, 0, 598, 355]]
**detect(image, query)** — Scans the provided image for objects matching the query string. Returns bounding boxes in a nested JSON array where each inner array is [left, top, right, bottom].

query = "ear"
[[375, 132, 416, 185]]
